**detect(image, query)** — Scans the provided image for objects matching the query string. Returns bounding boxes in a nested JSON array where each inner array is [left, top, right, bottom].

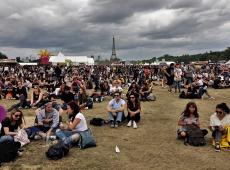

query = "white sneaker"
[[17, 151, 23, 157], [127, 120, 132, 127], [34, 135, 42, 140], [133, 121, 137, 129]]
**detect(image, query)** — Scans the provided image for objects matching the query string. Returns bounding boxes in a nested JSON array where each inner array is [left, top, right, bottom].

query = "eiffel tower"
[[110, 36, 117, 61]]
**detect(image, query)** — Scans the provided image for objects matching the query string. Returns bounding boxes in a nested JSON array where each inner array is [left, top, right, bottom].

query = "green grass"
[[0, 86, 230, 170]]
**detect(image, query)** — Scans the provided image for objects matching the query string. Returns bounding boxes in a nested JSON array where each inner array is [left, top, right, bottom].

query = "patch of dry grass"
[[0, 87, 230, 170]]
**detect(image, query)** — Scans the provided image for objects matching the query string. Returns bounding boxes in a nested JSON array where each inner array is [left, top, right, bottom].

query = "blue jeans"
[[55, 129, 80, 146], [0, 135, 14, 143], [108, 112, 123, 122], [174, 81, 181, 91]]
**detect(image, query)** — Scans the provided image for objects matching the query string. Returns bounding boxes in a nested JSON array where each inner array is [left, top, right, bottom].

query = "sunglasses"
[[14, 114, 21, 118], [114, 95, 120, 97], [216, 111, 223, 114]]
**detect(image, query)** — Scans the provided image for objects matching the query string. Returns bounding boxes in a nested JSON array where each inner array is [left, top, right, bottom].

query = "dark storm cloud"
[[0, 0, 230, 60], [85, 0, 171, 23]]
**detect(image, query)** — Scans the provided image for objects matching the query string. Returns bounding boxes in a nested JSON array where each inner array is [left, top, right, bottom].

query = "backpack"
[[147, 94, 156, 101], [78, 129, 96, 149], [46, 141, 69, 160], [90, 118, 105, 126], [0, 140, 18, 164], [86, 98, 93, 109], [185, 125, 206, 146], [179, 91, 187, 98]]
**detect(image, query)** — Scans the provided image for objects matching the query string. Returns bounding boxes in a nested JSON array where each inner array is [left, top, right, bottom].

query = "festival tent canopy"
[[49, 52, 94, 65], [19, 63, 38, 66]]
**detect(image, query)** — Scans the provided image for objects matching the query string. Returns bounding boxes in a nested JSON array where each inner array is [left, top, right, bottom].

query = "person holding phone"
[[209, 103, 230, 152]]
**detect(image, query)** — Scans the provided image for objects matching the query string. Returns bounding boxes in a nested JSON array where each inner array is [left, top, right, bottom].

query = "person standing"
[[174, 63, 183, 93], [165, 63, 175, 92]]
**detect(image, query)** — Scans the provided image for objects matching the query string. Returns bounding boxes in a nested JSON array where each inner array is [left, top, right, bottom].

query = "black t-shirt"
[[0, 117, 19, 136], [127, 101, 141, 112], [17, 86, 27, 97]]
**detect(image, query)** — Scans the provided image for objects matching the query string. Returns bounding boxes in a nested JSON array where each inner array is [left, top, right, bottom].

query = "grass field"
[[0, 86, 230, 170]]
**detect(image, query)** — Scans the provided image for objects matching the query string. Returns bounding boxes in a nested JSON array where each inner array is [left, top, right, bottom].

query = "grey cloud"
[[85, 0, 171, 23], [0, 0, 230, 60]]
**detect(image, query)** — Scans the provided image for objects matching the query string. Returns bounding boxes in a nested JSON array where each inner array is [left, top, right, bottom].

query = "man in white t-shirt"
[[174, 63, 183, 93], [107, 91, 125, 128]]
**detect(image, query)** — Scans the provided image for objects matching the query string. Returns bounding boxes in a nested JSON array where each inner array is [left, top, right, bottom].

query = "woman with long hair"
[[209, 103, 230, 152], [30, 86, 43, 108], [0, 109, 25, 143], [55, 101, 88, 146], [126, 94, 142, 129], [177, 102, 207, 139]]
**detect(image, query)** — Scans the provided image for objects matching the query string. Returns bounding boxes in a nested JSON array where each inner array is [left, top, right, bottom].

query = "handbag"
[[78, 128, 96, 149], [14, 129, 30, 147]]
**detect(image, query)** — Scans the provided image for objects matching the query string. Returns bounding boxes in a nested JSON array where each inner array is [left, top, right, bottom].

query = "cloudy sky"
[[0, 0, 230, 60]]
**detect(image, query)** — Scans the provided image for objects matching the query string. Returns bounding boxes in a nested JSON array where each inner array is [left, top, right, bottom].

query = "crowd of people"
[[0, 62, 229, 160]]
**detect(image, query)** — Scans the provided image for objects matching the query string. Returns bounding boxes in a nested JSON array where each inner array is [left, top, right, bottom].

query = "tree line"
[[141, 47, 230, 64], [0, 52, 7, 59]]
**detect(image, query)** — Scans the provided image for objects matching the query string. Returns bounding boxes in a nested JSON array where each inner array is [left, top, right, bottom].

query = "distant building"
[[0, 59, 17, 66]]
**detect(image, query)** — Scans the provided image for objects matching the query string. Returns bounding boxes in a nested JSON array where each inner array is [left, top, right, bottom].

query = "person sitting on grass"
[[107, 91, 126, 128], [55, 101, 88, 147], [33, 102, 59, 140], [126, 81, 140, 99], [209, 103, 230, 152], [30, 86, 44, 108], [126, 94, 141, 129], [34, 94, 64, 129], [139, 82, 152, 101], [0, 109, 26, 143], [177, 102, 208, 140]]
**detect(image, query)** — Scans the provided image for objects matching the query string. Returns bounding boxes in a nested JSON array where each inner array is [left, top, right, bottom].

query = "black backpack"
[[0, 141, 18, 164], [185, 125, 206, 146], [46, 141, 69, 160], [86, 98, 93, 109], [90, 118, 105, 126]]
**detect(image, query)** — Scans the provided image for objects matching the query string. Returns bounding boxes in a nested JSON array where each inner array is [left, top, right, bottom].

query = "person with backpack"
[[209, 103, 230, 152], [55, 101, 88, 146], [177, 102, 208, 141]]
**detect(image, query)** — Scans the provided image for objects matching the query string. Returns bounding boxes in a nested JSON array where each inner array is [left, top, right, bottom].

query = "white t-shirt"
[[109, 99, 126, 110], [210, 113, 230, 126], [174, 68, 182, 78], [197, 79, 203, 86], [74, 113, 88, 132]]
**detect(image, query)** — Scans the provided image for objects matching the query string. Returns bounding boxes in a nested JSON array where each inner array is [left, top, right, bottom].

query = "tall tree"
[[0, 52, 7, 59]]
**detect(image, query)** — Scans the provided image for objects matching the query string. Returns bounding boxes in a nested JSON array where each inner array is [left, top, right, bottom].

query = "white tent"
[[49, 52, 94, 65]]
